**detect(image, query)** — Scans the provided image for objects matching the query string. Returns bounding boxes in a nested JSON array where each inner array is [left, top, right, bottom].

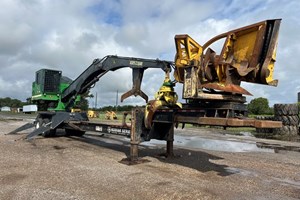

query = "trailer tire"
[[65, 129, 85, 137], [35, 118, 43, 130], [41, 118, 56, 137]]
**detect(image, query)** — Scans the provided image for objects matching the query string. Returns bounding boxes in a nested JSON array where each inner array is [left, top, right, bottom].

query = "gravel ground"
[[0, 116, 300, 200]]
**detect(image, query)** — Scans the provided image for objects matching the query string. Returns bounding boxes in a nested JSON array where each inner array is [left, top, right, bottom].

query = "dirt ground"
[[0, 115, 300, 200]]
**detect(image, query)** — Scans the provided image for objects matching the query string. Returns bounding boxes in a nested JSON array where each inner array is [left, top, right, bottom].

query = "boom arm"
[[61, 55, 172, 110]]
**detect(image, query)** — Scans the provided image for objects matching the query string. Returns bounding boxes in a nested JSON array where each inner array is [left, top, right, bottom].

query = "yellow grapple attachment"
[[174, 19, 281, 95], [174, 35, 202, 83], [144, 76, 182, 129]]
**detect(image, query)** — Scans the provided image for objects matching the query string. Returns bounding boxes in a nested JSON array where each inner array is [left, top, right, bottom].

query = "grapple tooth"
[[121, 89, 148, 103], [121, 68, 148, 102]]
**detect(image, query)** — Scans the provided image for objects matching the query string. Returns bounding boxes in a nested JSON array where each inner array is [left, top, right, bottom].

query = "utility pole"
[[116, 90, 118, 111], [95, 92, 97, 109]]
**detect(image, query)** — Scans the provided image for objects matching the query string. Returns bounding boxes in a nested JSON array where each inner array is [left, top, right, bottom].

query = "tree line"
[[100, 97, 274, 114], [0, 96, 142, 112], [1, 95, 275, 115], [0, 97, 26, 108], [96, 105, 144, 112]]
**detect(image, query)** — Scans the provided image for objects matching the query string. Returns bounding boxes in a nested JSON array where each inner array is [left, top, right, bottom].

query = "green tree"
[[247, 97, 271, 115], [0, 97, 25, 108], [75, 92, 94, 111]]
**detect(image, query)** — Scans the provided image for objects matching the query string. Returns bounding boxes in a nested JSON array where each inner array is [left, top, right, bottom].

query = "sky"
[[0, 0, 299, 108]]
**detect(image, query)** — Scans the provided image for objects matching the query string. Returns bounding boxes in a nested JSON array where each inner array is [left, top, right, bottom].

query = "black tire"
[[43, 129, 57, 137], [273, 125, 286, 135], [255, 116, 268, 120], [256, 116, 262, 120], [267, 128, 273, 134], [266, 116, 274, 120], [274, 116, 288, 125], [275, 115, 299, 126], [289, 125, 299, 135], [274, 125, 299, 136], [274, 104, 284, 116], [274, 104, 299, 116], [282, 116, 290, 125], [65, 129, 85, 137], [35, 118, 43, 130], [274, 104, 288, 115], [283, 105, 289, 115], [287, 104, 299, 115], [256, 128, 262, 133], [288, 115, 299, 125], [255, 127, 273, 135]]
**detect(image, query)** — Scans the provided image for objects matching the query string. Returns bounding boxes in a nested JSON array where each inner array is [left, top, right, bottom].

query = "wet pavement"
[[143, 135, 274, 153]]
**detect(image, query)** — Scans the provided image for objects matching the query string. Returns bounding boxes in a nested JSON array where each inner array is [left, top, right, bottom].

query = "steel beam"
[[175, 115, 282, 128]]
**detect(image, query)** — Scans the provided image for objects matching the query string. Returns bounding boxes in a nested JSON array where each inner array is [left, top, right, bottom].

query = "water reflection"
[[143, 135, 274, 153]]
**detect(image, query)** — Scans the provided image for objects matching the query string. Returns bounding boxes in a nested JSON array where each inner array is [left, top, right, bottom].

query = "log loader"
[[8, 19, 282, 162]]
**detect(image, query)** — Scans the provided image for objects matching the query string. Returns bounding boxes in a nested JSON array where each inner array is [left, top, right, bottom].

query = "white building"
[[1, 106, 11, 112]]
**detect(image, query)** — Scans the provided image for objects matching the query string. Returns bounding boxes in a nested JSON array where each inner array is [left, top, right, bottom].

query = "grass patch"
[[90, 112, 131, 124], [177, 123, 256, 135]]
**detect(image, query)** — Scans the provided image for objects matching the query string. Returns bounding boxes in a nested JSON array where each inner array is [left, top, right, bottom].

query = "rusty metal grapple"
[[174, 19, 281, 98]]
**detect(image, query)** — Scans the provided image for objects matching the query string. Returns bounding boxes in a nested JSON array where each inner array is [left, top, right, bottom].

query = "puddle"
[[143, 135, 274, 153], [98, 137, 125, 145], [224, 167, 258, 176], [238, 131, 254, 137]]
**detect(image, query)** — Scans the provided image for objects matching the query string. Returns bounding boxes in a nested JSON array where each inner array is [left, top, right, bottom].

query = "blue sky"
[[0, 0, 299, 107]]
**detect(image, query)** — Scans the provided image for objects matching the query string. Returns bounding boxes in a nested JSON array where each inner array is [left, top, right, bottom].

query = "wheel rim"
[[35, 122, 40, 129]]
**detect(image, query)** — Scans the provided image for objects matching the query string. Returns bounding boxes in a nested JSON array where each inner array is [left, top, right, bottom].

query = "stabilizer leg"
[[120, 108, 150, 165], [6, 123, 35, 135]]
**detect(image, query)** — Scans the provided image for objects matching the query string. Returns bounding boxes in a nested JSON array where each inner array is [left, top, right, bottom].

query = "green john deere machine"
[[31, 69, 80, 111]]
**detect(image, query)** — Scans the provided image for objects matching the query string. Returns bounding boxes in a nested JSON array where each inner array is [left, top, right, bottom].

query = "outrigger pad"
[[6, 123, 35, 135], [119, 157, 150, 165]]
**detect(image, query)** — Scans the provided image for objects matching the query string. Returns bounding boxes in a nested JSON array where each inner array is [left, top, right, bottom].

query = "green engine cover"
[[31, 69, 79, 111]]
